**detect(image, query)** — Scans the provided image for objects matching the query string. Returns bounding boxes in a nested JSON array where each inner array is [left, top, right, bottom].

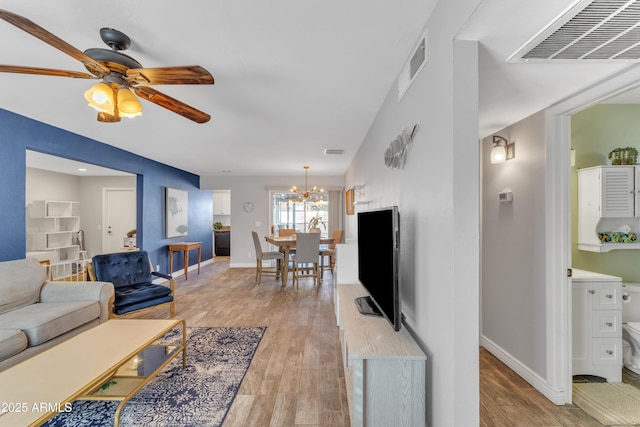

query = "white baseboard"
[[229, 262, 255, 268], [170, 258, 213, 277], [480, 335, 566, 405]]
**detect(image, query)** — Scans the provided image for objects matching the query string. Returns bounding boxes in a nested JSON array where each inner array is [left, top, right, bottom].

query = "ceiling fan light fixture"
[[117, 87, 142, 117], [84, 82, 115, 114]]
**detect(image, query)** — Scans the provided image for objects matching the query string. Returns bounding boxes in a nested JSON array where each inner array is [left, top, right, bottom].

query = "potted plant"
[[609, 147, 639, 165], [213, 222, 223, 230], [307, 214, 326, 232]]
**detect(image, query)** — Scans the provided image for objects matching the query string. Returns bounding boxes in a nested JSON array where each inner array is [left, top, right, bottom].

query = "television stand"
[[354, 295, 383, 317], [336, 283, 425, 426]]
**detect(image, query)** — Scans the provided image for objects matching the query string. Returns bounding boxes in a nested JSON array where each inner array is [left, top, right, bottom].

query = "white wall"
[[78, 176, 137, 258], [344, 2, 481, 425], [25, 168, 136, 258], [200, 175, 344, 267], [481, 112, 548, 377], [26, 167, 80, 203]]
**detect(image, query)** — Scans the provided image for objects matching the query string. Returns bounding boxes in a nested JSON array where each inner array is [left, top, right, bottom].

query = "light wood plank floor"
[[125, 257, 349, 426], [126, 257, 632, 426]]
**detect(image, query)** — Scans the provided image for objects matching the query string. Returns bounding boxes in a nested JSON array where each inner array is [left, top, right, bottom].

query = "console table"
[[336, 282, 426, 426], [168, 241, 201, 280]]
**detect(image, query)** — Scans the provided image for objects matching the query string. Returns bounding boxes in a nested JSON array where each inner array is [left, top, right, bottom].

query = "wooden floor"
[[127, 257, 636, 426], [126, 257, 349, 426]]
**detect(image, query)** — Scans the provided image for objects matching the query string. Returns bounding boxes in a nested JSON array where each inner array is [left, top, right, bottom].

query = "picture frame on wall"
[[346, 188, 354, 215], [166, 187, 188, 238]]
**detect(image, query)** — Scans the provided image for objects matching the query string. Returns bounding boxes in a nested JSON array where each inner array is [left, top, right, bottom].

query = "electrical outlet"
[[156, 264, 160, 271]]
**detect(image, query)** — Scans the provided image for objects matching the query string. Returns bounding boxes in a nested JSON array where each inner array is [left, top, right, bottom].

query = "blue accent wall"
[[0, 109, 213, 273]]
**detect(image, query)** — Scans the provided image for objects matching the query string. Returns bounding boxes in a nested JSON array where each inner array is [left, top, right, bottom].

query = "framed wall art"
[[166, 187, 188, 238], [346, 188, 354, 215]]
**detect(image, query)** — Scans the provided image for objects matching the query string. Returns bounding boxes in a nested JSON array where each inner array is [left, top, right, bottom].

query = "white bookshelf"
[[27, 200, 81, 262]]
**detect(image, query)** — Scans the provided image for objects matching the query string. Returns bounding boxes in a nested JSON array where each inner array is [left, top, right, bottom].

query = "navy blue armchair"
[[89, 251, 174, 318]]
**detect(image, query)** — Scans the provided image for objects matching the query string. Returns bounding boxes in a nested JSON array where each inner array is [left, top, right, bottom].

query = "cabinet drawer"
[[593, 287, 622, 309], [592, 338, 622, 366], [592, 310, 622, 338]]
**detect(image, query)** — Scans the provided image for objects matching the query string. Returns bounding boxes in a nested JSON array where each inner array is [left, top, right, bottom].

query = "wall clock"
[[243, 201, 255, 212]]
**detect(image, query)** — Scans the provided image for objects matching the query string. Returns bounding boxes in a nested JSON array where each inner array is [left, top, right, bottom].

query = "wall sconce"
[[490, 135, 515, 164]]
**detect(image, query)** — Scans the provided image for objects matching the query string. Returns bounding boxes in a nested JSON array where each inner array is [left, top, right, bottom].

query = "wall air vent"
[[398, 29, 428, 101], [324, 149, 345, 155], [509, 0, 640, 62]]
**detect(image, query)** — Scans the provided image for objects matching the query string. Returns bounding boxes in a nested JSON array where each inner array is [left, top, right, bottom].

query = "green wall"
[[572, 104, 640, 282]]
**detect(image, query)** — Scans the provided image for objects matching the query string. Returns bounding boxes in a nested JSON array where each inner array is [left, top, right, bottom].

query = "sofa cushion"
[[113, 283, 173, 307], [92, 251, 153, 289], [0, 258, 46, 315], [0, 301, 100, 346], [0, 328, 28, 361]]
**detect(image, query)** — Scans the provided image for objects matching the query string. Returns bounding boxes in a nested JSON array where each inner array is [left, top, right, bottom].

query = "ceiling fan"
[[0, 9, 214, 123]]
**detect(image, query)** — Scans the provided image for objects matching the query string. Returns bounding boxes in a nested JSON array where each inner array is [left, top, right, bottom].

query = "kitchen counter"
[[571, 268, 622, 282]]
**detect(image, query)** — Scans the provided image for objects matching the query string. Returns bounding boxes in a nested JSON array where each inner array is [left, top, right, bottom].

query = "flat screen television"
[[356, 206, 402, 331]]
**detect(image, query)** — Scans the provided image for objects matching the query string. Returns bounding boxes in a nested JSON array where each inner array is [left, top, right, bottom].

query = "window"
[[271, 192, 329, 236]]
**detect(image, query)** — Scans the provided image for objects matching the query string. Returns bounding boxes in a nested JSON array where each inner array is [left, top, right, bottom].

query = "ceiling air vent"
[[509, 0, 640, 62], [398, 29, 428, 101], [324, 149, 344, 155]]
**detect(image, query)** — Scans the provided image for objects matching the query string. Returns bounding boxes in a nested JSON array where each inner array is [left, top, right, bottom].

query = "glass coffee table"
[[0, 319, 186, 427]]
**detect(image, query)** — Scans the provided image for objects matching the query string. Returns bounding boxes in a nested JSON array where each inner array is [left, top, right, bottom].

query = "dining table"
[[264, 234, 334, 286]]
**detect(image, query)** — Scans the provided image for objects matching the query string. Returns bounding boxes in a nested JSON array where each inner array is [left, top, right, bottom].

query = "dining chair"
[[252, 231, 284, 285], [292, 232, 321, 288], [320, 228, 343, 278], [277, 228, 297, 258], [278, 228, 296, 237]]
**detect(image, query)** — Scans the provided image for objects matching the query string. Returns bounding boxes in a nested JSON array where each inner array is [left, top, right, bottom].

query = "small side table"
[[168, 242, 201, 280]]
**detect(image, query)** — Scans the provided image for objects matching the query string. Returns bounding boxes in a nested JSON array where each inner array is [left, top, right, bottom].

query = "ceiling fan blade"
[[133, 86, 210, 123], [0, 9, 110, 76], [0, 65, 96, 79], [127, 66, 214, 85], [97, 111, 121, 123]]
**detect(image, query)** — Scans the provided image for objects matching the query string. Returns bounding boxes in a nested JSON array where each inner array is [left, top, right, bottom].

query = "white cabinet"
[[27, 200, 80, 262], [335, 280, 425, 426], [213, 192, 230, 215], [572, 269, 623, 382], [578, 165, 640, 252]]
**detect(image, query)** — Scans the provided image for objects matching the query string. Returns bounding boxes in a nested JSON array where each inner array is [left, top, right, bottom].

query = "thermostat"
[[498, 189, 513, 204]]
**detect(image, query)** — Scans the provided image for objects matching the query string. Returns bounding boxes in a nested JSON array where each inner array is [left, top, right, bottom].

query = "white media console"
[[334, 244, 426, 426]]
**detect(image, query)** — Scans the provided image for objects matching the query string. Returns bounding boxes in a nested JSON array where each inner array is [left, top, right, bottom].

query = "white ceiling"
[[4, 1, 640, 178]]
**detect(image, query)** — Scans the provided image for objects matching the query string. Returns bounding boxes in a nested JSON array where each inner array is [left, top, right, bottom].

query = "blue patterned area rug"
[[43, 326, 265, 427]]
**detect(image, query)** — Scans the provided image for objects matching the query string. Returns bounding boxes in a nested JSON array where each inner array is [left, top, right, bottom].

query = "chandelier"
[[290, 166, 324, 202]]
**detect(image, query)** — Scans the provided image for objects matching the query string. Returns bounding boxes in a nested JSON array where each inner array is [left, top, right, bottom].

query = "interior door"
[[103, 188, 136, 254]]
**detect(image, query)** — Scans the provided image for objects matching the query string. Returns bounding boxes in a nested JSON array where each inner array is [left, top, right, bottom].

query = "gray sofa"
[[0, 258, 114, 371]]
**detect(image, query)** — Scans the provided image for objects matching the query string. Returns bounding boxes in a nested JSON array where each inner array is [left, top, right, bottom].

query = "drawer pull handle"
[[606, 322, 613, 327], [606, 350, 614, 355], [606, 294, 613, 299], [589, 290, 595, 295]]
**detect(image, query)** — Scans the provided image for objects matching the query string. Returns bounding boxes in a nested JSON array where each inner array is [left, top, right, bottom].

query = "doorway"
[[546, 67, 640, 404], [102, 188, 136, 254]]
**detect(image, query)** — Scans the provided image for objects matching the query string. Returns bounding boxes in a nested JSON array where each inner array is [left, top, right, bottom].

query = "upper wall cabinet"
[[213, 192, 230, 216], [578, 166, 640, 252]]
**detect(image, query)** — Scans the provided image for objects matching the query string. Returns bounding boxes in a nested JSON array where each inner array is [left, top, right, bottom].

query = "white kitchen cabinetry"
[[27, 200, 80, 262], [578, 165, 640, 252], [572, 269, 623, 382], [213, 192, 230, 215]]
